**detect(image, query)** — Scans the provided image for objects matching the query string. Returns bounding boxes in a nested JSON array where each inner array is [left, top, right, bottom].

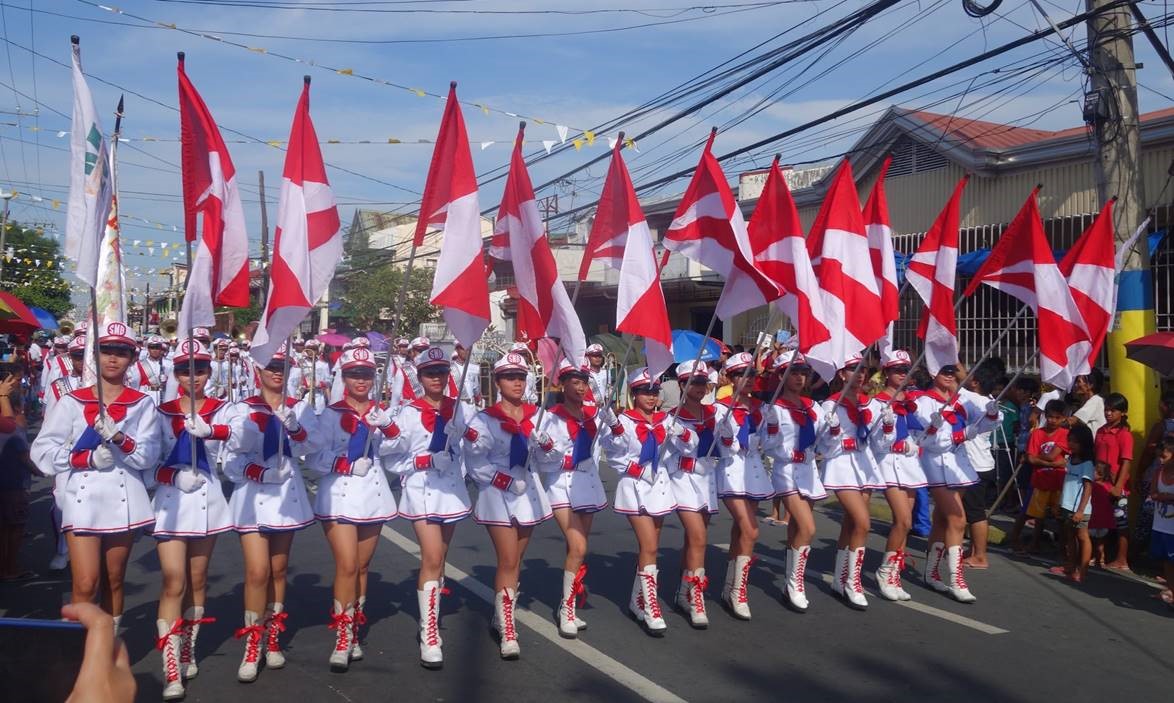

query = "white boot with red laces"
[[328, 601, 354, 672], [156, 619, 185, 701], [235, 611, 264, 683], [418, 581, 444, 669]]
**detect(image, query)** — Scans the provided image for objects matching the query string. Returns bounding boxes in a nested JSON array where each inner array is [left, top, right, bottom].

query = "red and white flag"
[[806, 159, 885, 367], [663, 131, 778, 320], [963, 188, 1090, 388], [747, 157, 835, 380], [496, 124, 586, 363], [906, 176, 967, 375], [252, 79, 342, 367], [176, 54, 249, 334], [578, 140, 633, 281], [418, 84, 490, 348], [600, 141, 674, 377], [1059, 199, 1116, 367], [862, 156, 899, 351]]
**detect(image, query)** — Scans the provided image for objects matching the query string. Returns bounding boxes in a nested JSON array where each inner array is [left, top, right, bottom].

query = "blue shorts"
[[1149, 530, 1174, 562]]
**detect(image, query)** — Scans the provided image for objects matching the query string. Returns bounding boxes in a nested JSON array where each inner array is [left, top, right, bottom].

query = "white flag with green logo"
[[65, 38, 112, 288]]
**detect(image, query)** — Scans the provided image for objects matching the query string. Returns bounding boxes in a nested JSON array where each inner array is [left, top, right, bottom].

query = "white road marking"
[[714, 544, 1010, 635], [380, 526, 689, 703]]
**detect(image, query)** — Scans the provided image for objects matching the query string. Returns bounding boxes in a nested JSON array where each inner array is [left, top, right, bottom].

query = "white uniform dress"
[[464, 403, 553, 527], [870, 392, 928, 489], [289, 359, 331, 405], [151, 398, 237, 538], [601, 410, 677, 516], [382, 398, 475, 523], [128, 357, 171, 406], [762, 397, 828, 500], [306, 400, 399, 524], [817, 393, 886, 491], [663, 406, 720, 513], [913, 388, 1000, 489], [222, 396, 319, 532], [533, 405, 608, 513], [714, 399, 774, 500], [30, 387, 162, 534]]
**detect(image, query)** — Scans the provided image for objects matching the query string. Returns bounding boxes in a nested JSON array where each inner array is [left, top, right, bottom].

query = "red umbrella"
[[0, 291, 41, 339], [1124, 331, 1174, 376]]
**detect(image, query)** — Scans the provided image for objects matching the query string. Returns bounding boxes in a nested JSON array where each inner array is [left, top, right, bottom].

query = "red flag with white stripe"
[[906, 176, 967, 374], [663, 130, 779, 320], [176, 55, 250, 333], [496, 124, 586, 363], [419, 84, 490, 348], [601, 141, 674, 377], [579, 139, 633, 281], [963, 188, 1090, 388], [862, 156, 899, 350], [747, 157, 835, 380], [806, 159, 885, 367], [252, 78, 342, 367], [1059, 199, 1116, 367]]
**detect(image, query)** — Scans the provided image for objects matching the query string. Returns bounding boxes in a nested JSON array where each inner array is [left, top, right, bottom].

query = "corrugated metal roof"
[[900, 106, 1174, 152]]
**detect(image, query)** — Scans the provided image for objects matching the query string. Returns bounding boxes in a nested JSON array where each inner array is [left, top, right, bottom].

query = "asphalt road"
[[3, 471, 1171, 703]]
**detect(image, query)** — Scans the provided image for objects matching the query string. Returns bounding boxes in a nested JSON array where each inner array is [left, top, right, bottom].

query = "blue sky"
[[0, 0, 1171, 311]]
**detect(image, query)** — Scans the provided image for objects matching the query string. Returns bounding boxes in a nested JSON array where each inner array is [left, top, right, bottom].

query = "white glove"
[[262, 465, 292, 484], [881, 407, 896, 428], [903, 438, 920, 457], [985, 400, 999, 416], [509, 477, 528, 496], [94, 415, 119, 442], [185, 415, 213, 439], [431, 452, 455, 473], [277, 407, 301, 433], [173, 467, 207, 493], [824, 412, 840, 429], [366, 407, 392, 429], [89, 444, 115, 470], [351, 457, 372, 477], [529, 430, 553, 452], [930, 412, 944, 429], [597, 405, 618, 428], [448, 408, 467, 432], [670, 423, 689, 439]]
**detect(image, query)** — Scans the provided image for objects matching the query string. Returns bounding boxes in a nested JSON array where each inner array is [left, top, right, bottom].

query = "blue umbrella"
[[28, 306, 58, 331], [671, 329, 721, 363]]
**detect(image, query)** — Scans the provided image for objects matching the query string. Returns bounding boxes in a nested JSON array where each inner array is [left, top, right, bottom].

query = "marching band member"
[[129, 336, 172, 406], [221, 345, 319, 683], [462, 352, 553, 659], [762, 351, 827, 613], [600, 367, 677, 636], [584, 344, 611, 404], [509, 342, 540, 405], [713, 351, 772, 620], [30, 322, 161, 629], [405, 337, 431, 396], [43, 336, 87, 572], [328, 337, 370, 403], [451, 342, 482, 407], [819, 355, 888, 610], [381, 345, 476, 669], [869, 349, 925, 602], [205, 340, 231, 400], [40, 335, 72, 393], [665, 360, 720, 628], [914, 362, 1000, 603], [289, 339, 331, 411], [151, 340, 236, 700], [532, 359, 608, 639], [306, 346, 399, 672]]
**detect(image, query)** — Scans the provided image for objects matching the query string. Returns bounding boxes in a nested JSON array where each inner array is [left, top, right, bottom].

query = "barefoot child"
[[1050, 424, 1094, 583], [1148, 434, 1174, 605]]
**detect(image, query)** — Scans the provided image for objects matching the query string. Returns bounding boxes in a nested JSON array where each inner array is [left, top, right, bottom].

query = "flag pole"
[[176, 52, 200, 471], [699, 330, 773, 461], [277, 333, 293, 460], [442, 345, 476, 454]]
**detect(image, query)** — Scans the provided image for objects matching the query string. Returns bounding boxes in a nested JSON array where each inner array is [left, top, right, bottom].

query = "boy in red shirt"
[[1008, 399, 1070, 553]]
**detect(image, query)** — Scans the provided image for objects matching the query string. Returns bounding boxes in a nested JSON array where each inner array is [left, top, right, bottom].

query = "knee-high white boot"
[[328, 600, 354, 672], [494, 587, 520, 660], [636, 564, 666, 636], [418, 581, 444, 669], [263, 603, 287, 669], [943, 545, 977, 603], [156, 619, 185, 700], [784, 546, 811, 612], [843, 547, 869, 610]]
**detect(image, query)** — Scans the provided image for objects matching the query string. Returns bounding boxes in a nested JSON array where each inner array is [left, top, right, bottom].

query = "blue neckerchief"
[[637, 433, 659, 466], [427, 415, 448, 454], [570, 421, 593, 465], [508, 433, 528, 468], [797, 415, 816, 452], [736, 412, 758, 447], [165, 430, 210, 473], [262, 415, 293, 461], [697, 426, 715, 457], [72, 426, 102, 453], [347, 421, 372, 463]]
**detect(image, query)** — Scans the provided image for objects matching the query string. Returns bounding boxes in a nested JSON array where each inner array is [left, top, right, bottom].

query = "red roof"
[[901, 106, 1174, 150]]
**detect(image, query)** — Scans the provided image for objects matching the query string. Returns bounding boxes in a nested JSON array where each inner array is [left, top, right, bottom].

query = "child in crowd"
[[1089, 462, 1116, 567], [1049, 424, 1094, 583], [1147, 434, 1174, 605], [1096, 393, 1133, 571], [1009, 399, 1069, 553], [1136, 392, 1174, 550]]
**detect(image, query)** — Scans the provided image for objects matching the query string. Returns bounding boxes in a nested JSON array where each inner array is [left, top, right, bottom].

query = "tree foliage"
[[338, 263, 437, 334], [1, 220, 71, 318]]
